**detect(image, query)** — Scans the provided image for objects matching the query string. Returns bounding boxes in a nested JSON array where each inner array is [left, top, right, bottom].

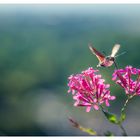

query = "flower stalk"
[[100, 105, 128, 136], [118, 123, 127, 136], [121, 93, 136, 113]]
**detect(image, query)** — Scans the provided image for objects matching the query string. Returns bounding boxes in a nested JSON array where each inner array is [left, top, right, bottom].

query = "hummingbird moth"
[[89, 44, 120, 67]]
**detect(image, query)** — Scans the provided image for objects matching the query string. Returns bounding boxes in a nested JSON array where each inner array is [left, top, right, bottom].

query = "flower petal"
[[86, 106, 91, 112], [93, 104, 99, 110]]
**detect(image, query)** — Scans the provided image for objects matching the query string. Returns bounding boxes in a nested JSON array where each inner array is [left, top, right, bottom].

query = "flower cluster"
[[68, 67, 116, 112], [112, 66, 140, 96]]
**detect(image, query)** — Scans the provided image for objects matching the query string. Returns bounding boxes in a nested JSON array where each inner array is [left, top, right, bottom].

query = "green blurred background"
[[0, 4, 140, 136]]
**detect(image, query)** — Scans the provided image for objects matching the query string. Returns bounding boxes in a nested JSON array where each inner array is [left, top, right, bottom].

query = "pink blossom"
[[112, 66, 140, 95], [68, 67, 116, 112]]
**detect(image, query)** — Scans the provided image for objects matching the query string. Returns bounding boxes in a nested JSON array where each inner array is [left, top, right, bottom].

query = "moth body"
[[89, 44, 120, 68]]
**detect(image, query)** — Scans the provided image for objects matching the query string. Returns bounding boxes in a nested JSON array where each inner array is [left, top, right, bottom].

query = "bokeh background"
[[0, 4, 140, 136]]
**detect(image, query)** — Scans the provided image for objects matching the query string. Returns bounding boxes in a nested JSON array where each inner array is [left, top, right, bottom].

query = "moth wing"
[[88, 44, 105, 63], [111, 44, 120, 57]]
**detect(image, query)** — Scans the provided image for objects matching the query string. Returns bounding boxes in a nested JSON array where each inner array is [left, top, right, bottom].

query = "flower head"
[[68, 67, 116, 112], [112, 66, 140, 95]]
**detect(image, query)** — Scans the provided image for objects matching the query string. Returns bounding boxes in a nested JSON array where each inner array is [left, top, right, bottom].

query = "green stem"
[[118, 123, 127, 136], [119, 93, 136, 136], [121, 93, 136, 113], [100, 105, 128, 136]]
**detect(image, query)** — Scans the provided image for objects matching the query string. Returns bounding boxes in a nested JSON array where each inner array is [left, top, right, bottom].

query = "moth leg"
[[113, 60, 118, 69]]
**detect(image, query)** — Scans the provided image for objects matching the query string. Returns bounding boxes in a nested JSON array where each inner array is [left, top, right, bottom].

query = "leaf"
[[102, 109, 118, 124], [104, 131, 115, 136], [79, 126, 97, 135], [119, 111, 126, 123], [68, 117, 97, 135]]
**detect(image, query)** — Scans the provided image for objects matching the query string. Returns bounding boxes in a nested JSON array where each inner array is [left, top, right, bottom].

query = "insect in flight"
[[89, 43, 121, 68]]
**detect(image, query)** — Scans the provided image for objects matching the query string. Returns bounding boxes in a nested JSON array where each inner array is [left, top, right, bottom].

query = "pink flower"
[[68, 67, 116, 112], [112, 66, 140, 95]]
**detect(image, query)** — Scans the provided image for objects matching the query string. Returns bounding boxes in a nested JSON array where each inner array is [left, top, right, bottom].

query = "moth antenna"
[[88, 42, 93, 47], [115, 51, 126, 58]]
